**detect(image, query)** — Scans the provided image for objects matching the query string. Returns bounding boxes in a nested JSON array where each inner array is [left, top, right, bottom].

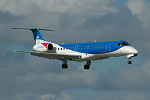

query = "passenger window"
[[102, 45, 104, 48], [99, 45, 101, 48]]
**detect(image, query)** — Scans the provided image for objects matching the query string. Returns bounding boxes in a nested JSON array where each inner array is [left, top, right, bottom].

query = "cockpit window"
[[117, 43, 121, 46], [117, 42, 131, 46], [122, 42, 131, 46]]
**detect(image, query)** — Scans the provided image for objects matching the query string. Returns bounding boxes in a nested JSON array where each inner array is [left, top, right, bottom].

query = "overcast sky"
[[0, 0, 150, 100]]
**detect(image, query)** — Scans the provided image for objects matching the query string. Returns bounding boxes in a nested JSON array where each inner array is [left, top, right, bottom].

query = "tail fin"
[[11, 28, 53, 44], [30, 28, 44, 44]]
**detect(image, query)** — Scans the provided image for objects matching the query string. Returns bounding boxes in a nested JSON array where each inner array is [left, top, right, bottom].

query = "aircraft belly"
[[78, 53, 109, 61]]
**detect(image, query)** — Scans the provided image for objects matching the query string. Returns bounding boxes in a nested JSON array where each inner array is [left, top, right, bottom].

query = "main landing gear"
[[84, 60, 91, 70], [61, 60, 91, 70], [62, 63, 68, 69], [62, 60, 68, 69]]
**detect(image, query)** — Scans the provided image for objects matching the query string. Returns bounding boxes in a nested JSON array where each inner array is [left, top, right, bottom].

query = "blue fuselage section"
[[59, 40, 128, 54]]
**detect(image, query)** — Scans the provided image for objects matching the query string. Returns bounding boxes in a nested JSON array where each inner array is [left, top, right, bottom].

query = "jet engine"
[[47, 43, 53, 50], [33, 43, 53, 52]]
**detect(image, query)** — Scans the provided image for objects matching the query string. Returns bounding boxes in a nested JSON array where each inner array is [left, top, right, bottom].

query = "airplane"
[[12, 28, 138, 70]]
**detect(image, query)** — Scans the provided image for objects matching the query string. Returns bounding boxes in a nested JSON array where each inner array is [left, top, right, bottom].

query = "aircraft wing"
[[15, 50, 82, 61]]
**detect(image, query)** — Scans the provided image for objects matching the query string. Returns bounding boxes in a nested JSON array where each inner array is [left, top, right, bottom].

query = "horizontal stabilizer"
[[14, 50, 35, 53], [11, 28, 53, 31]]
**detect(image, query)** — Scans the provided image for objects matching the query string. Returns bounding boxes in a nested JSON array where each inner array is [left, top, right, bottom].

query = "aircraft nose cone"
[[130, 47, 138, 54], [126, 46, 138, 56], [121, 46, 138, 55]]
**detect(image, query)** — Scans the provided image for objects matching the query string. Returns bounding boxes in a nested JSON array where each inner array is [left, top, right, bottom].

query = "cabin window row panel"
[[58, 45, 105, 50], [58, 47, 67, 50]]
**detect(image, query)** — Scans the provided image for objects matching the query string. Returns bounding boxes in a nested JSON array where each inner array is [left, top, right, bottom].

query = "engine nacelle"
[[47, 43, 53, 50], [33, 43, 53, 52]]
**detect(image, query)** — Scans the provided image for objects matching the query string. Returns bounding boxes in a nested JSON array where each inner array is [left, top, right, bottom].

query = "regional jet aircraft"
[[13, 28, 138, 70]]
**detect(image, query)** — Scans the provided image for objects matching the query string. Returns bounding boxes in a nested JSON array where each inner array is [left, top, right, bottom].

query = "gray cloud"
[[0, 45, 150, 100], [38, 93, 74, 100], [0, 1, 149, 56], [126, 0, 150, 28], [96, 91, 150, 100], [1, 0, 150, 100], [1, 44, 150, 100], [0, 0, 117, 16], [100, 60, 150, 90]]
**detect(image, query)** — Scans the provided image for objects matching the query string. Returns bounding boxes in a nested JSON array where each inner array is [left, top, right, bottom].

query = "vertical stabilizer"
[[29, 28, 44, 44]]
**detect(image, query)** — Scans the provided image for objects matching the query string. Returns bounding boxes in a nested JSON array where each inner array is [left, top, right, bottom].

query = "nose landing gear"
[[127, 60, 132, 64], [127, 54, 133, 64], [84, 60, 91, 70]]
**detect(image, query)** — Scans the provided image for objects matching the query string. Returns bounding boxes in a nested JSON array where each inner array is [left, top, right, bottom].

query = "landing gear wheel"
[[84, 60, 91, 70], [62, 64, 68, 69], [84, 65, 90, 70], [128, 61, 132, 64]]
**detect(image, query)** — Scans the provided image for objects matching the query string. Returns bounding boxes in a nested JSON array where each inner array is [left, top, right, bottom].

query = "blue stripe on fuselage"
[[58, 40, 127, 54]]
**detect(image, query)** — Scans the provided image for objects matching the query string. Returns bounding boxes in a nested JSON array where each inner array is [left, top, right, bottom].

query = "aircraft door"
[[106, 43, 111, 53]]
